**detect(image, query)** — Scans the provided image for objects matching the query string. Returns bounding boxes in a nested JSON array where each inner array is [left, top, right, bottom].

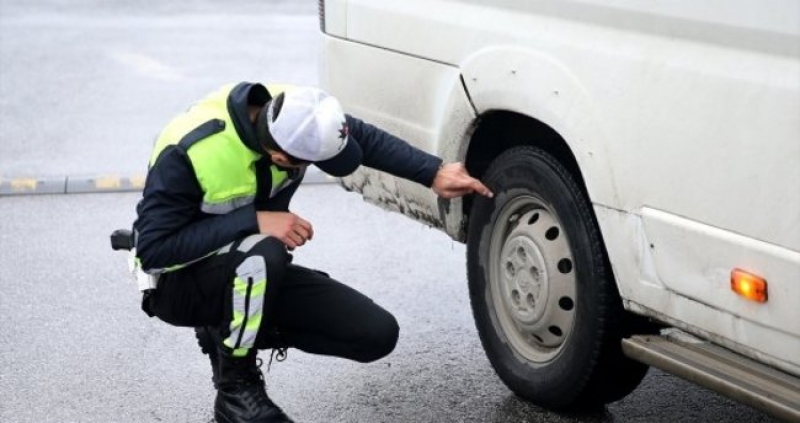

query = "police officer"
[[133, 82, 492, 423]]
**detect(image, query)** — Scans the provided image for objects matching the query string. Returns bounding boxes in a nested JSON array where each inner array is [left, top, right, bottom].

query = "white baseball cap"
[[257, 87, 362, 177]]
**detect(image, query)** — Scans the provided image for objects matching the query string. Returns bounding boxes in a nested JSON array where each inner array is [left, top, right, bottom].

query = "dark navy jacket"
[[134, 82, 442, 272]]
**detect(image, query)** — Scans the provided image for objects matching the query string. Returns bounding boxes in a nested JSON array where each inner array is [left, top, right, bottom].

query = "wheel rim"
[[489, 195, 578, 363]]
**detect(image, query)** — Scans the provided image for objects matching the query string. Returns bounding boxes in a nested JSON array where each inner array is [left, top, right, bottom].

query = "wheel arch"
[[463, 110, 588, 220], [458, 46, 621, 228]]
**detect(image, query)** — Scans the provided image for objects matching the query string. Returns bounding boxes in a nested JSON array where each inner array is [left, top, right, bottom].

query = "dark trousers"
[[149, 235, 399, 363]]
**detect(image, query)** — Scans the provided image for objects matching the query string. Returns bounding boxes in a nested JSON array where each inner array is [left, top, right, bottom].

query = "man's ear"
[[269, 151, 292, 167]]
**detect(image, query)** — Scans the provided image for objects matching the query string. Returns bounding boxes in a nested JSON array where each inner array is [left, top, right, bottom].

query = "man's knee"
[[249, 236, 288, 263], [236, 235, 289, 279], [355, 311, 399, 363]]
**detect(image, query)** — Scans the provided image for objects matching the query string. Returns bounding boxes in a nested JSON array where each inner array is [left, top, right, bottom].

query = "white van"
[[319, 1, 800, 419]]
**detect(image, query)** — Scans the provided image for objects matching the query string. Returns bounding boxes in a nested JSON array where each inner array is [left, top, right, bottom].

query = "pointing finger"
[[471, 179, 493, 197]]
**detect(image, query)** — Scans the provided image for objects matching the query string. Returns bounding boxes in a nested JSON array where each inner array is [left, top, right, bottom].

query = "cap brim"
[[314, 137, 363, 177]]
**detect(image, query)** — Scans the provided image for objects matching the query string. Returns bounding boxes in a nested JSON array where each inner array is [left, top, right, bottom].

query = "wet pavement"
[[0, 187, 779, 423], [0, 0, 318, 178], [0, 0, 784, 421]]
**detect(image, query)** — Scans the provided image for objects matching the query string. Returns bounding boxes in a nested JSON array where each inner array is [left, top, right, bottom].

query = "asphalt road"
[[0, 0, 785, 422], [0, 187, 779, 423], [0, 0, 319, 178]]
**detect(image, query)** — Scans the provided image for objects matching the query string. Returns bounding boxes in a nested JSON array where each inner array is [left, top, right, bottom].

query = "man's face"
[[266, 149, 311, 170]]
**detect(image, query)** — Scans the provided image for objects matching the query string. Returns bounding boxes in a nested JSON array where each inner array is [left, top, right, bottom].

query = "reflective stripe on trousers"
[[219, 235, 270, 357]]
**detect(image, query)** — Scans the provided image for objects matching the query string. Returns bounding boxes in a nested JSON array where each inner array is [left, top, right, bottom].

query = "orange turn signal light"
[[731, 269, 768, 303]]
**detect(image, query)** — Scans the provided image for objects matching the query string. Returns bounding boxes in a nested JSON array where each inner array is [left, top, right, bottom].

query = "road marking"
[[110, 51, 185, 81], [1, 169, 335, 196], [11, 178, 38, 191], [130, 175, 146, 189], [94, 176, 122, 190]]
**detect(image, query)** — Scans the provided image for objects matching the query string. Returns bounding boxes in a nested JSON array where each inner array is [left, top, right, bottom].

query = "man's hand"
[[256, 211, 314, 249], [432, 162, 493, 199]]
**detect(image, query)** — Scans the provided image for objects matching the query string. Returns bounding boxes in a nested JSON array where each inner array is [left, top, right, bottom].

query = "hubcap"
[[489, 195, 577, 363]]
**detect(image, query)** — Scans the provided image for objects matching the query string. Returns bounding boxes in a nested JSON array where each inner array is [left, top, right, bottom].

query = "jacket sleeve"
[[134, 146, 259, 272], [346, 115, 443, 187]]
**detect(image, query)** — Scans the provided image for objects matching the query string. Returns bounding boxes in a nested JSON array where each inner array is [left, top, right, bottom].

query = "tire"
[[467, 146, 649, 409]]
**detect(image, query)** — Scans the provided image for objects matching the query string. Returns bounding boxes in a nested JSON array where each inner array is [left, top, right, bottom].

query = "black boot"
[[214, 351, 294, 423], [195, 326, 220, 387]]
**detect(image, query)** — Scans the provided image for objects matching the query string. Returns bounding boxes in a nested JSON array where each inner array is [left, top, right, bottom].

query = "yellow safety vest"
[[149, 83, 293, 214]]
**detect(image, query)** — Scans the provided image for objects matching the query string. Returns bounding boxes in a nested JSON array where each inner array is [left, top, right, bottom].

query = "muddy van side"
[[319, 1, 800, 418]]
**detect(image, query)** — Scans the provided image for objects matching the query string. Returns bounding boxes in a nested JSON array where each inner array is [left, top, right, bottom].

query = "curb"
[[0, 168, 337, 196]]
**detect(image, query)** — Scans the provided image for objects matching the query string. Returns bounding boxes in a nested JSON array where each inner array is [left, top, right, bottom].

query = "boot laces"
[[267, 348, 288, 372], [237, 359, 280, 410]]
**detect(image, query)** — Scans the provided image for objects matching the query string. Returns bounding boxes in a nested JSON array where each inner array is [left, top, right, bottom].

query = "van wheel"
[[467, 146, 648, 409]]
